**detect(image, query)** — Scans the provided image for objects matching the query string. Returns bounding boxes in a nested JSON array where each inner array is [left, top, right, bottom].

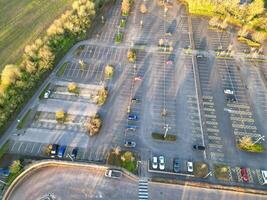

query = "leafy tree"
[[104, 64, 114, 79], [86, 114, 102, 136], [97, 88, 108, 105], [252, 32, 266, 44], [55, 110, 66, 122], [238, 136, 253, 148], [68, 82, 79, 94], [127, 49, 136, 63], [140, 4, 147, 14], [121, 151, 134, 161], [121, 0, 131, 16]]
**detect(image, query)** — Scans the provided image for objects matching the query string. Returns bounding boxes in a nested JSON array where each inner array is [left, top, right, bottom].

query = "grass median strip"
[[151, 132, 176, 141], [0, 141, 9, 159], [56, 62, 69, 77], [16, 109, 32, 130]]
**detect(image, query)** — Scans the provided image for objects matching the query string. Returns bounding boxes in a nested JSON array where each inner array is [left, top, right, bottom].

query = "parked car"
[[261, 170, 267, 185], [193, 145, 205, 151], [44, 90, 51, 99], [173, 158, 180, 173], [240, 168, 249, 183], [105, 169, 122, 178], [131, 98, 141, 103], [126, 125, 138, 131], [0, 168, 10, 176], [50, 144, 59, 158], [224, 88, 236, 102], [159, 156, 165, 170], [187, 161, 193, 173], [71, 147, 78, 159], [196, 54, 204, 59], [124, 141, 136, 148], [128, 114, 138, 121], [58, 145, 66, 158], [152, 156, 158, 169], [134, 76, 143, 81]]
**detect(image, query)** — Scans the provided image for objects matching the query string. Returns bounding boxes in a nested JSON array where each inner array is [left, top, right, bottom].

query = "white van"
[[261, 170, 267, 185]]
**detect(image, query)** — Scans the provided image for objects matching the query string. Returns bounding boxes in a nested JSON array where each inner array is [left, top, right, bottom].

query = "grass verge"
[[56, 62, 69, 77], [237, 143, 264, 153], [115, 32, 123, 43], [0, 141, 9, 160], [16, 109, 32, 130], [151, 132, 176, 141]]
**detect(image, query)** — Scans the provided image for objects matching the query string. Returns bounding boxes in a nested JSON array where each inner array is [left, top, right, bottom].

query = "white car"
[[152, 157, 158, 169], [187, 161, 193, 173], [224, 89, 234, 95], [44, 90, 51, 99], [159, 156, 165, 170], [261, 170, 267, 185]]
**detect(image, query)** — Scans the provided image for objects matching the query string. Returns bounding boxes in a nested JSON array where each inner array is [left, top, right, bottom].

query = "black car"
[[50, 144, 59, 158], [193, 145, 205, 151], [71, 147, 78, 158], [173, 158, 180, 173]]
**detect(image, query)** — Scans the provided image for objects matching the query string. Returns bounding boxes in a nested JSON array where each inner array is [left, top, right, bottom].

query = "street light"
[[252, 135, 265, 145], [163, 124, 171, 138]]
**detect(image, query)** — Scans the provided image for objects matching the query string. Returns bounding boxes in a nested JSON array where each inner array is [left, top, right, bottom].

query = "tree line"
[[0, 0, 97, 133]]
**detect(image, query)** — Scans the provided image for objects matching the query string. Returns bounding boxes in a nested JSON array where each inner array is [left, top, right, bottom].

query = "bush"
[[97, 88, 108, 105], [86, 114, 102, 136], [68, 82, 79, 94], [151, 132, 176, 141], [127, 49, 136, 63], [55, 110, 66, 122]]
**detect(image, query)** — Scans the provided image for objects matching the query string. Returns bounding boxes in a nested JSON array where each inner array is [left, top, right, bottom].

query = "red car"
[[240, 168, 249, 183], [134, 76, 143, 81]]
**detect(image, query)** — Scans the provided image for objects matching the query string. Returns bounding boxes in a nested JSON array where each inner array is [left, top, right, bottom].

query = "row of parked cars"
[[151, 156, 193, 173], [48, 144, 78, 159]]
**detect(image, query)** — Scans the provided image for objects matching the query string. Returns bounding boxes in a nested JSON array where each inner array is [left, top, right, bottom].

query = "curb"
[[151, 178, 267, 196], [2, 160, 138, 200]]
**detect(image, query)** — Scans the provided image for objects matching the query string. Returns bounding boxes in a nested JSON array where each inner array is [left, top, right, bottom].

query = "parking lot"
[[5, 0, 267, 190]]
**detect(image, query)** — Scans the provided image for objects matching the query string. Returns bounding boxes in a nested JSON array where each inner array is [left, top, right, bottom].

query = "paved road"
[[6, 165, 267, 200]]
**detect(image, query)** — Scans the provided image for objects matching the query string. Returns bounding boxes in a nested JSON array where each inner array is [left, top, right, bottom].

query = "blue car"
[[58, 145, 66, 158], [128, 114, 138, 121], [0, 168, 10, 176]]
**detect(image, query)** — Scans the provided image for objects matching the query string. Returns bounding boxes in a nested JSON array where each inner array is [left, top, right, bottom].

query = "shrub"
[[86, 114, 102, 136], [104, 65, 114, 79], [127, 49, 136, 63], [55, 110, 66, 122], [97, 88, 108, 105], [9, 160, 21, 174], [119, 19, 126, 28], [68, 82, 79, 94], [115, 32, 123, 43], [193, 162, 209, 178]]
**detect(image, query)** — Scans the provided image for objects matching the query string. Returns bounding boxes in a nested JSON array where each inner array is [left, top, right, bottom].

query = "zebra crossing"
[[138, 179, 148, 200]]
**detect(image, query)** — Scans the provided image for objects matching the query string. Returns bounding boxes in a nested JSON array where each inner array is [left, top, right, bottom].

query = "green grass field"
[[0, 0, 72, 71]]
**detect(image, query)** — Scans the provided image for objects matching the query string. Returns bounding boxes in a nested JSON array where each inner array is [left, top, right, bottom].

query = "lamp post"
[[163, 124, 171, 138], [252, 135, 265, 145]]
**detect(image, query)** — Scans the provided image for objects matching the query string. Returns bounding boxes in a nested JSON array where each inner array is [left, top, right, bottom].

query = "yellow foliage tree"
[[121, 0, 131, 16], [140, 4, 147, 14], [0, 64, 21, 88]]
